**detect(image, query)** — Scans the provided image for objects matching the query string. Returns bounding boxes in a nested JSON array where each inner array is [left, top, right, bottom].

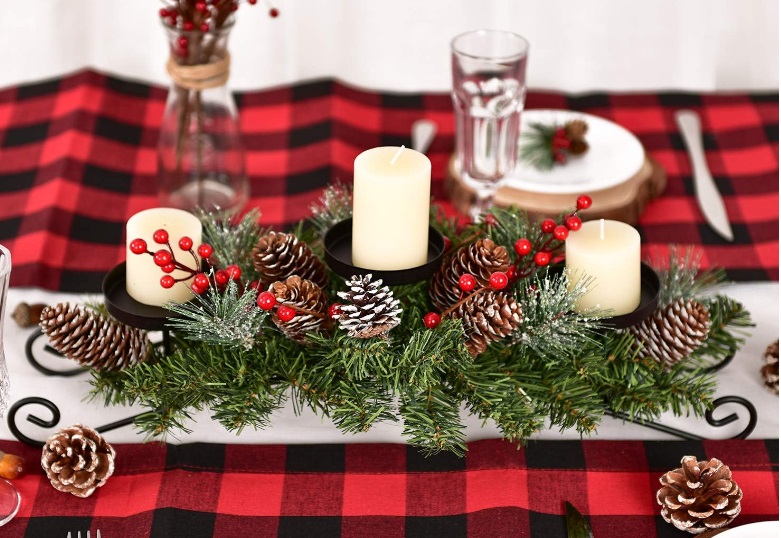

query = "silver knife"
[[674, 110, 734, 242]]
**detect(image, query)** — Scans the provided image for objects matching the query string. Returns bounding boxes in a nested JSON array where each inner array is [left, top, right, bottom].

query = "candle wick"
[[600, 219, 605, 240], [390, 145, 405, 165]]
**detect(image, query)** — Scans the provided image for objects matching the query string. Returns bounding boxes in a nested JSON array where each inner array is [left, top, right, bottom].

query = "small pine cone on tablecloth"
[[429, 238, 511, 311], [628, 297, 711, 367], [41, 424, 116, 498], [657, 455, 742, 534], [451, 290, 522, 356], [251, 231, 328, 289], [40, 303, 152, 371], [270, 276, 331, 343], [761, 340, 779, 394], [336, 274, 402, 339]]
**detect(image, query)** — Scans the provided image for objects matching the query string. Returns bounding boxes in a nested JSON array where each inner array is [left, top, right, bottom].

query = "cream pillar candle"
[[565, 219, 641, 315], [126, 208, 203, 306], [352, 146, 431, 270]]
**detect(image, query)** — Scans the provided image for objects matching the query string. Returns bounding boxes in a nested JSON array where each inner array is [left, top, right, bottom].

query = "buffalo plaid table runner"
[[1, 438, 777, 537], [0, 70, 777, 292]]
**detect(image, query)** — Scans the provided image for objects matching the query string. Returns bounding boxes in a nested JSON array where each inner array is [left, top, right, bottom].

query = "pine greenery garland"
[[89, 186, 752, 456]]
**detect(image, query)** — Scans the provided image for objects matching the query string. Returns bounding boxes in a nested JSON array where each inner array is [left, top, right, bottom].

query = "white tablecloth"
[[0, 283, 777, 446]]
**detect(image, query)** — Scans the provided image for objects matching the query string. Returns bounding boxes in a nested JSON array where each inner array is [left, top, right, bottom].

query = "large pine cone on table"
[[41, 424, 116, 498], [628, 298, 710, 367], [657, 456, 742, 534], [761, 340, 779, 394], [251, 231, 328, 289], [451, 290, 522, 356], [429, 238, 511, 311], [270, 276, 331, 343], [336, 274, 402, 339], [40, 303, 152, 371]]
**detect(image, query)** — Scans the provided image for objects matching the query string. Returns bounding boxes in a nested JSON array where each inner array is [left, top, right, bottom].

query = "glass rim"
[[451, 29, 529, 61], [0, 245, 9, 280]]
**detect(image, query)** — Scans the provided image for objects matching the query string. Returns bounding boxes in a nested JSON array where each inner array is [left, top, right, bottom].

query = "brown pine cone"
[[40, 303, 152, 371], [761, 340, 779, 394], [568, 139, 589, 155], [336, 274, 402, 339], [41, 424, 115, 498], [451, 290, 522, 356], [429, 238, 511, 311], [251, 231, 328, 289], [657, 456, 742, 534], [565, 119, 588, 141], [628, 298, 710, 367], [270, 276, 331, 343]]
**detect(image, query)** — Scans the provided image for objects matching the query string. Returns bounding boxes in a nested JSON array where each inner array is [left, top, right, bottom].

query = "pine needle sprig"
[[651, 246, 725, 305], [165, 279, 266, 349], [519, 121, 559, 171], [400, 386, 466, 457], [199, 208, 267, 282], [309, 181, 353, 234]]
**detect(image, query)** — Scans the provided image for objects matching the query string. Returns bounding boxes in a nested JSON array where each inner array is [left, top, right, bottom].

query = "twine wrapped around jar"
[[166, 52, 231, 91]]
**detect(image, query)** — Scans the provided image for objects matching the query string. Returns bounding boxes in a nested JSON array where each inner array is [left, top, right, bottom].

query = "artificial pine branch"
[[309, 181, 353, 235], [652, 246, 725, 304], [519, 122, 559, 171], [199, 208, 267, 282]]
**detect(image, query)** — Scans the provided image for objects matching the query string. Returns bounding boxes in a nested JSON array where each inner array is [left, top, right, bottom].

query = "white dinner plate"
[[717, 521, 780, 537], [508, 109, 645, 194]]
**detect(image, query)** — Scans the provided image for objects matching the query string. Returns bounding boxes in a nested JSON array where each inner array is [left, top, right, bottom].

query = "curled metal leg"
[[607, 395, 757, 441], [7, 396, 149, 447], [25, 328, 85, 377]]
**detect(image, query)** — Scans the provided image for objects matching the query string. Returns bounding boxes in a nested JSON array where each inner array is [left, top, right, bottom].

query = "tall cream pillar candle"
[[565, 219, 641, 315], [126, 208, 203, 306], [352, 146, 431, 270]]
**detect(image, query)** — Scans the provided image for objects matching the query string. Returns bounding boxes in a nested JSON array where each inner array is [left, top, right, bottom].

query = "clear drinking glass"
[[0, 246, 18, 527], [451, 30, 529, 222]]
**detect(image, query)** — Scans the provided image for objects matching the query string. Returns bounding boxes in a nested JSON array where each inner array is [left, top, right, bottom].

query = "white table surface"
[[0, 283, 777, 446]]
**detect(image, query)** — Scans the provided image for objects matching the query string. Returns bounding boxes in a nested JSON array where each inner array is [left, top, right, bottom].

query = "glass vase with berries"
[[157, 0, 278, 215]]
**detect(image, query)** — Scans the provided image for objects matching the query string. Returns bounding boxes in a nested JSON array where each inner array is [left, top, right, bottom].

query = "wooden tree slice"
[[445, 154, 667, 224]]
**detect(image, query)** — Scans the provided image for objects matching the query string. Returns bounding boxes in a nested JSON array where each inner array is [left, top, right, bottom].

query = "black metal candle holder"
[[323, 219, 446, 286]]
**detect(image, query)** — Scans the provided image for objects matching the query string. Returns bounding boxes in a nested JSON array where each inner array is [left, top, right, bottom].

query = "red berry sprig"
[[423, 270, 510, 329], [507, 194, 592, 281], [159, 0, 280, 41], [129, 229, 223, 293]]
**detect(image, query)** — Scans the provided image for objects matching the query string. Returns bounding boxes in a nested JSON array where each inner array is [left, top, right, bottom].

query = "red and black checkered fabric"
[[1, 438, 777, 537], [0, 70, 777, 291]]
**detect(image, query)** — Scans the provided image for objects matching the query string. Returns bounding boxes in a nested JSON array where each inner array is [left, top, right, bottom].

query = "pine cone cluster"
[[565, 119, 589, 155], [336, 274, 402, 338], [40, 303, 152, 371], [252, 231, 328, 289], [761, 340, 779, 394], [41, 424, 115, 498], [629, 298, 711, 366], [429, 238, 510, 311], [454, 290, 523, 356], [657, 456, 742, 534], [270, 276, 331, 343]]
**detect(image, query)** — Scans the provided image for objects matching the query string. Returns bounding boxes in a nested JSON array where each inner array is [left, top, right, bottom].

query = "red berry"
[[129, 238, 147, 254], [153, 250, 172, 267], [247, 280, 260, 291], [506, 265, 517, 280], [195, 1, 207, 11], [162, 263, 176, 274], [553, 225, 569, 241], [485, 214, 497, 226], [226, 264, 241, 280], [193, 272, 209, 289], [269, 7, 279, 17], [160, 275, 175, 289], [248, 0, 257, 4], [514, 238, 532, 256], [277, 305, 296, 322], [200, 22, 210, 32], [541, 218, 556, 234], [552, 135, 571, 150], [197, 244, 213, 258], [178, 236, 193, 250], [153, 229, 169, 244], [231, 2, 238, 10], [443, 236, 451, 251], [423, 312, 441, 329], [190, 282, 206, 295], [554, 127, 567, 139], [553, 151, 567, 164], [534, 251, 551, 266], [458, 274, 477, 292], [167, 14, 178, 26], [489, 271, 509, 290], [159, 8, 170, 18], [257, 291, 276, 310], [214, 270, 229, 286], [328, 303, 342, 318], [177, 36, 189, 50], [182, 21, 194, 31], [576, 195, 592, 210], [566, 216, 582, 231]]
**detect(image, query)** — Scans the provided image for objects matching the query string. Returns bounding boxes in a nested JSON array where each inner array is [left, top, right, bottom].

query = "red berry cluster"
[[508, 195, 591, 280], [160, 0, 278, 56], [129, 229, 241, 295], [255, 291, 296, 322], [423, 194, 593, 329], [551, 128, 571, 164]]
